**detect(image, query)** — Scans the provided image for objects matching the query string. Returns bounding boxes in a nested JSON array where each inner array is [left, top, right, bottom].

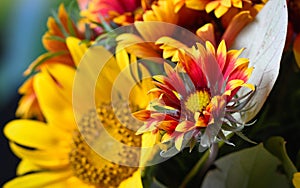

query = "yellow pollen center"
[[185, 90, 210, 113], [69, 101, 141, 187]]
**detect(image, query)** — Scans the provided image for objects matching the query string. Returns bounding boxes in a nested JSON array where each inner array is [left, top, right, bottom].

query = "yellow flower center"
[[184, 90, 210, 113], [69, 101, 141, 187]]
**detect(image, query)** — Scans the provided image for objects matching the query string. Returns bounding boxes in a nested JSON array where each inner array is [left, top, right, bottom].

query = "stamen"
[[69, 101, 141, 187], [184, 90, 210, 114]]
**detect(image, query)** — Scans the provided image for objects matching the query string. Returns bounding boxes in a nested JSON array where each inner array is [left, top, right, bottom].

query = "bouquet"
[[3, 0, 300, 187]]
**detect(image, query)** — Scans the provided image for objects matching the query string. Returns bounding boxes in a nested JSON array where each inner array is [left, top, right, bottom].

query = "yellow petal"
[[66, 37, 89, 67], [45, 63, 76, 104], [206, 1, 219, 13], [293, 34, 300, 68], [186, 0, 208, 10], [3, 170, 73, 188], [232, 0, 242, 8], [217, 40, 227, 58], [17, 160, 43, 176], [116, 45, 130, 71], [34, 65, 76, 131], [143, 0, 178, 23], [221, 0, 231, 7], [156, 36, 188, 61], [205, 41, 216, 56], [9, 142, 69, 169], [73, 45, 120, 107], [4, 120, 70, 149], [293, 172, 300, 188], [215, 5, 229, 18], [115, 45, 136, 84], [118, 170, 143, 188], [174, 0, 185, 12], [43, 176, 94, 188], [130, 75, 154, 109]]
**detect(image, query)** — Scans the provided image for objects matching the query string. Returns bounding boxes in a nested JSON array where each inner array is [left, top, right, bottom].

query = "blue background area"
[[0, 0, 71, 185]]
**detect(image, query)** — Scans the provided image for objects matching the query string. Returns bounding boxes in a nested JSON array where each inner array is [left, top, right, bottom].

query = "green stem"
[[179, 141, 225, 188]]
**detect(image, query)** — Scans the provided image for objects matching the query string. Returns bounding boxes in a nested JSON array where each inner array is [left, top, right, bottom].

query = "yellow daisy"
[[4, 37, 153, 188]]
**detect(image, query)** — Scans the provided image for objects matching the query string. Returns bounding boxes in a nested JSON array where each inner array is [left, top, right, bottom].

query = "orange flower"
[[24, 4, 85, 75], [18, 3, 88, 119], [16, 77, 43, 121]]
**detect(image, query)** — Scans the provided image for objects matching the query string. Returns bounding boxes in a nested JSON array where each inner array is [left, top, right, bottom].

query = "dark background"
[[0, 0, 71, 186]]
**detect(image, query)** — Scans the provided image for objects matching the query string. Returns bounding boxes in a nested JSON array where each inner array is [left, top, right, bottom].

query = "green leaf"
[[201, 144, 289, 188], [233, 0, 288, 122], [264, 136, 297, 182]]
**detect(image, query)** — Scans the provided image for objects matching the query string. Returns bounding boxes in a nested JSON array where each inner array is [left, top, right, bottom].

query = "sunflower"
[[4, 37, 153, 188], [134, 39, 255, 154]]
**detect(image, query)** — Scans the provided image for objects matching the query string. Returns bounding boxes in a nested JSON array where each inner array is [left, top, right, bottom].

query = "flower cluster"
[[4, 0, 299, 188]]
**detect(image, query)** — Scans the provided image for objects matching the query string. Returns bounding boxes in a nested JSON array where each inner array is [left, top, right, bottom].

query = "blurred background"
[[0, 0, 70, 186]]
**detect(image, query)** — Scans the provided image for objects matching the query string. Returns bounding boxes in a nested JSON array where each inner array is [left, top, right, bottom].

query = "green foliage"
[[264, 136, 298, 184], [202, 144, 289, 188]]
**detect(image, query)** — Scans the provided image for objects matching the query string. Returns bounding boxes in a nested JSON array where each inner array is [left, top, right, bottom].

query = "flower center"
[[184, 90, 210, 114], [69, 101, 141, 187]]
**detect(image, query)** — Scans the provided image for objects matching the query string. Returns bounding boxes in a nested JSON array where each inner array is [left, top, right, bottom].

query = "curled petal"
[[222, 11, 253, 48]]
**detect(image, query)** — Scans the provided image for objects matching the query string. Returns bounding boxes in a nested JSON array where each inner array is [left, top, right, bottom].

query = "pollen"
[[69, 100, 142, 187], [184, 90, 210, 114]]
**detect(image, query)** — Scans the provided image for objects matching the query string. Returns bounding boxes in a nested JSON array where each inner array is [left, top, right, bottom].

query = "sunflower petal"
[[9, 142, 69, 169], [66, 37, 88, 67], [34, 65, 76, 131], [45, 63, 75, 103], [3, 170, 72, 188], [17, 160, 43, 176], [118, 170, 143, 188], [4, 120, 70, 149]]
